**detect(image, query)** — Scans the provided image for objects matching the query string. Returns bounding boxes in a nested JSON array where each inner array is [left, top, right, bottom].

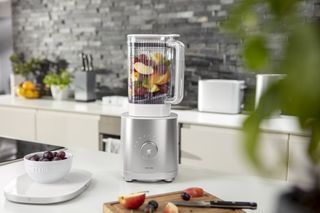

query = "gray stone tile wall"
[[11, 0, 317, 108]]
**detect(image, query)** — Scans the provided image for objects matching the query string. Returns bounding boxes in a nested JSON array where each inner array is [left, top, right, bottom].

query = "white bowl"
[[24, 151, 73, 184]]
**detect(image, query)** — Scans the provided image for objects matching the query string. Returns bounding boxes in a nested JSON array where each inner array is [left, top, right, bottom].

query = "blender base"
[[123, 170, 177, 182], [121, 112, 179, 183]]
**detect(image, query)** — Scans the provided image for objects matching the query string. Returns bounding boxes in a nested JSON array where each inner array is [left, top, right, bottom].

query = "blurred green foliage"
[[43, 69, 72, 90], [224, 0, 320, 171], [10, 53, 42, 77]]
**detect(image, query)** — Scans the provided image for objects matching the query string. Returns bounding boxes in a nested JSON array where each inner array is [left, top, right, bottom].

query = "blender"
[[121, 34, 185, 182]]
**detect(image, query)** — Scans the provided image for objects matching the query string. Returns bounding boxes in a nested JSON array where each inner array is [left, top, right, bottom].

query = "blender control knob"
[[140, 141, 158, 159]]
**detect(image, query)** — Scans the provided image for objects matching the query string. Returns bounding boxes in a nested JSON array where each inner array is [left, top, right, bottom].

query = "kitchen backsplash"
[[11, 0, 319, 107]]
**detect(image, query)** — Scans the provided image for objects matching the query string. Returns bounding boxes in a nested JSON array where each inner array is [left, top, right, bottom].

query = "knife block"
[[74, 71, 96, 102]]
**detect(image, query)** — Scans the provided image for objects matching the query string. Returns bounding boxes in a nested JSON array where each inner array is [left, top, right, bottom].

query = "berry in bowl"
[[24, 151, 72, 184]]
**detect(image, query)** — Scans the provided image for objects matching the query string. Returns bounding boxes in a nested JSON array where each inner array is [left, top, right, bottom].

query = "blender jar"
[[127, 34, 185, 116]]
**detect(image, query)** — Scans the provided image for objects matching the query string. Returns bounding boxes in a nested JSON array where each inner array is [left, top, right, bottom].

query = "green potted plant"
[[9, 54, 42, 96], [224, 0, 320, 212], [43, 69, 72, 100]]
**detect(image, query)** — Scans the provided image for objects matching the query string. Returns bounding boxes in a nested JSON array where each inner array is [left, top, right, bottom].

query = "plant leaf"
[[243, 35, 269, 71]]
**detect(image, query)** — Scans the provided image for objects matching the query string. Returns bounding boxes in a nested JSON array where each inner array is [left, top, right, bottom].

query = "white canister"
[[198, 79, 246, 114]]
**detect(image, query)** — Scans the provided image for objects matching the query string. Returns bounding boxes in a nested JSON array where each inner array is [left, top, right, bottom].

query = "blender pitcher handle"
[[166, 40, 185, 104]]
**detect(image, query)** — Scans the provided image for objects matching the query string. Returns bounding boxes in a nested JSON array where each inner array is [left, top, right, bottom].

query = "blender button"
[[140, 142, 158, 159]]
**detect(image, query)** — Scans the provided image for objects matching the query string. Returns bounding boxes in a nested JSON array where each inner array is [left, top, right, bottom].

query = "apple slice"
[[118, 192, 146, 209], [163, 202, 179, 213], [134, 62, 154, 75]]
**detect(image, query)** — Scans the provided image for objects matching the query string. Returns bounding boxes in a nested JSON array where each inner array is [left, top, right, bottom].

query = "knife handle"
[[210, 200, 257, 210], [81, 53, 87, 71]]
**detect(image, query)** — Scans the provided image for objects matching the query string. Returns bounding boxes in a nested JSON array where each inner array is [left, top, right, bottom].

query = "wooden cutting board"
[[103, 191, 245, 213]]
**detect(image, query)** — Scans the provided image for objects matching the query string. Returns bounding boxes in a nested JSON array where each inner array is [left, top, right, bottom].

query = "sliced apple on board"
[[118, 192, 146, 209], [134, 62, 154, 75], [163, 202, 179, 213]]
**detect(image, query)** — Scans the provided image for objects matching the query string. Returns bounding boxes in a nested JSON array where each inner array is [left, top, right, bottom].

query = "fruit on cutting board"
[[134, 62, 154, 75], [183, 187, 204, 198], [163, 202, 179, 213], [118, 192, 146, 209], [181, 191, 191, 201]]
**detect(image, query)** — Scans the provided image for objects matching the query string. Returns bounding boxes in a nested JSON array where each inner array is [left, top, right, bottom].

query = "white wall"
[[0, 0, 13, 94]]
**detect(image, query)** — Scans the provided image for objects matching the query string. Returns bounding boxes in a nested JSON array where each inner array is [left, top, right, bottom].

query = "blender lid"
[[127, 34, 180, 41]]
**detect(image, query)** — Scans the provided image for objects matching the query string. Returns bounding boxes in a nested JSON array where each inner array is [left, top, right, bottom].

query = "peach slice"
[[163, 202, 179, 213], [134, 62, 154, 75], [118, 192, 146, 209], [154, 72, 170, 85], [150, 84, 160, 93], [151, 52, 164, 65], [130, 71, 140, 81]]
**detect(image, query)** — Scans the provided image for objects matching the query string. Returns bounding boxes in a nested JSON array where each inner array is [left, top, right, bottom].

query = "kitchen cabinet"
[[0, 106, 36, 141], [36, 110, 100, 150], [181, 124, 289, 180], [287, 135, 313, 184], [99, 115, 121, 151]]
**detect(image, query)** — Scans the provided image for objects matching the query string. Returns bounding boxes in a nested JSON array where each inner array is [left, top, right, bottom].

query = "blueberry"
[[53, 156, 62, 161], [144, 204, 154, 213], [148, 200, 159, 210], [181, 192, 191, 201], [57, 151, 66, 159], [43, 151, 54, 160], [30, 154, 40, 161]]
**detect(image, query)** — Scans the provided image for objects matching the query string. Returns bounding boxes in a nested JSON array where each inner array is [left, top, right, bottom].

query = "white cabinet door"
[[287, 135, 313, 184], [181, 124, 289, 180], [36, 110, 100, 150], [0, 106, 36, 141]]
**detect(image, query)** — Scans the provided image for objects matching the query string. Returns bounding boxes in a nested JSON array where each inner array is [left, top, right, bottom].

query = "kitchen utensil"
[[24, 151, 72, 183], [172, 200, 257, 210], [198, 79, 246, 114], [88, 54, 94, 71], [103, 190, 245, 213], [4, 169, 92, 204], [127, 34, 184, 117], [81, 52, 87, 71], [74, 71, 96, 102], [122, 34, 185, 182]]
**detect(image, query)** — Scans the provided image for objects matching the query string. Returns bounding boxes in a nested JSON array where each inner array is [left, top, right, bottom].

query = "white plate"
[[4, 169, 92, 204]]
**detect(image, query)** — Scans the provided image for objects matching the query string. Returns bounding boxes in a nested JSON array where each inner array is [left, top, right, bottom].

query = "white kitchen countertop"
[[0, 95, 305, 135], [0, 148, 292, 213]]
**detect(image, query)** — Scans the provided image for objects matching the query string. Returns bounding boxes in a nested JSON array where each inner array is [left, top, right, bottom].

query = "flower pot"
[[10, 74, 25, 96], [50, 85, 69, 101]]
